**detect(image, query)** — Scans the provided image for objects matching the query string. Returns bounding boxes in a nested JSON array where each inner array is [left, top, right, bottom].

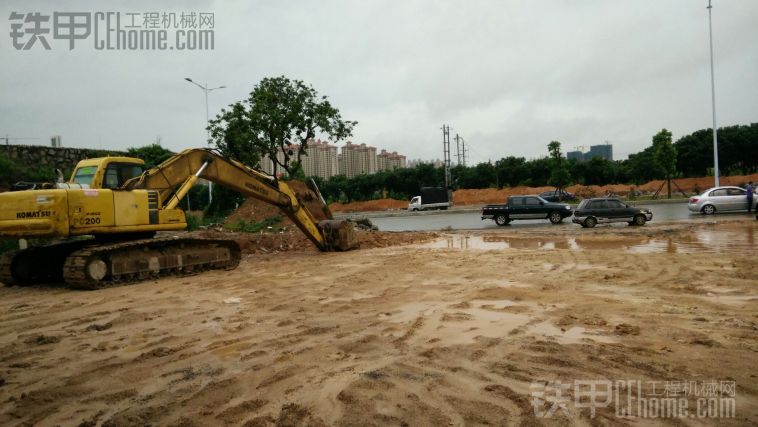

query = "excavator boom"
[[123, 148, 355, 251]]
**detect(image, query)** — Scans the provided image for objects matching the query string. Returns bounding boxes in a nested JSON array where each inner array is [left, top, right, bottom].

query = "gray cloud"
[[1, 0, 756, 165]]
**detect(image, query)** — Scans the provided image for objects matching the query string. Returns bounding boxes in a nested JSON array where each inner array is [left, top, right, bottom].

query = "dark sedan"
[[572, 198, 653, 228], [539, 189, 577, 203]]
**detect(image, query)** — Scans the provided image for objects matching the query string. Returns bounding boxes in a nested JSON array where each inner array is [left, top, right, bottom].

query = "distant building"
[[259, 139, 339, 179], [260, 140, 406, 178], [377, 149, 407, 171], [586, 144, 613, 161], [566, 144, 613, 161], [339, 141, 377, 178], [301, 139, 339, 179], [50, 135, 62, 148]]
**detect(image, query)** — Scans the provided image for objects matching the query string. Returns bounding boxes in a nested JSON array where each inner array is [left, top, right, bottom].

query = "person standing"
[[747, 181, 754, 213]]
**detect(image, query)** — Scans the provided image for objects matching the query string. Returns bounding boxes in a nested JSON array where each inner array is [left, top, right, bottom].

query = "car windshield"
[[577, 200, 590, 209]]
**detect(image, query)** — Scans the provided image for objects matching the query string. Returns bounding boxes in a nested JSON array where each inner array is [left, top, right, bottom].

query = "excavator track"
[[62, 237, 241, 290], [0, 238, 240, 290], [0, 240, 94, 286]]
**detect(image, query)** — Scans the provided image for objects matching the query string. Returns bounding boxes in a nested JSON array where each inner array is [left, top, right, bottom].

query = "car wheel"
[[701, 205, 716, 215], [627, 221, 634, 226], [633, 214, 646, 226], [584, 217, 597, 228], [549, 211, 563, 224], [494, 214, 510, 226]]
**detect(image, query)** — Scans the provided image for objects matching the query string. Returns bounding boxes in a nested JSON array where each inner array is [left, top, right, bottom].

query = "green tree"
[[208, 76, 357, 177], [547, 141, 571, 195], [652, 128, 677, 198], [0, 152, 19, 186], [126, 143, 175, 167]]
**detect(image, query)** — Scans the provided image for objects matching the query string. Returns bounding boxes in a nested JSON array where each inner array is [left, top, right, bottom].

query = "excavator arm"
[[123, 148, 356, 251]]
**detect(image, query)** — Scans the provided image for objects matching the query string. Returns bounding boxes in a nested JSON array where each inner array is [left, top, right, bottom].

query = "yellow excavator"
[[0, 148, 357, 289]]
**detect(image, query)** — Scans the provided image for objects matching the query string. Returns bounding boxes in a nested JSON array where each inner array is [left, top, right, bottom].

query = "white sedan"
[[688, 186, 756, 214]]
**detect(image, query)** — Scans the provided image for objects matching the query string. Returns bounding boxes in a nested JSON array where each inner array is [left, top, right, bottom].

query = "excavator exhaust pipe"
[[319, 220, 359, 251]]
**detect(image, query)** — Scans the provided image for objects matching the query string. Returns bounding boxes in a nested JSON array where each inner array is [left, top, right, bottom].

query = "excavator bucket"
[[287, 180, 359, 251], [319, 219, 359, 251]]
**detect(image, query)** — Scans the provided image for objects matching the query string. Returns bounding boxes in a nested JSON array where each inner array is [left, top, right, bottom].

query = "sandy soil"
[[0, 220, 756, 425]]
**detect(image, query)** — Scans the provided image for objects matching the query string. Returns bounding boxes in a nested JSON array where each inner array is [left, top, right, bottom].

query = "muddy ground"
[[0, 219, 756, 425]]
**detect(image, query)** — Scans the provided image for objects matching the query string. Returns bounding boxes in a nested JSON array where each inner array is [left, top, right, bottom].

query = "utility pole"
[[462, 139, 467, 167], [706, 0, 720, 187], [455, 133, 462, 166], [442, 125, 452, 189]]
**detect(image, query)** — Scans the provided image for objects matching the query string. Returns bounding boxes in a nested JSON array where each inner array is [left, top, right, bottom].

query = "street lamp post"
[[707, 0, 720, 187], [185, 77, 226, 204]]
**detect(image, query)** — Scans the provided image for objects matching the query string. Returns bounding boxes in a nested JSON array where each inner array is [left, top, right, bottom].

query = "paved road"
[[369, 202, 728, 232]]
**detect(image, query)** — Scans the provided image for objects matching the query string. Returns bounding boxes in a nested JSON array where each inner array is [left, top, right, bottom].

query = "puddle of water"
[[420, 225, 757, 255]]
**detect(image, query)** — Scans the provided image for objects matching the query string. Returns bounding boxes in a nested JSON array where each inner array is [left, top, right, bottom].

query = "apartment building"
[[338, 141, 377, 178], [377, 149, 407, 171], [259, 140, 406, 178], [259, 139, 339, 179]]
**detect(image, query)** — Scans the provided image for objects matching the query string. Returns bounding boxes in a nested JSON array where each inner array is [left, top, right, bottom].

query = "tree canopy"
[[208, 76, 357, 177], [126, 143, 175, 167]]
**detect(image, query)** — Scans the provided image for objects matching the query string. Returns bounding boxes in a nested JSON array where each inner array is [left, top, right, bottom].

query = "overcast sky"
[[1, 0, 756, 164]]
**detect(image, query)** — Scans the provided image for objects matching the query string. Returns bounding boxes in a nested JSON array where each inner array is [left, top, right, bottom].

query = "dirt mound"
[[225, 197, 292, 227], [191, 229, 438, 254], [330, 199, 408, 213], [224, 180, 330, 227]]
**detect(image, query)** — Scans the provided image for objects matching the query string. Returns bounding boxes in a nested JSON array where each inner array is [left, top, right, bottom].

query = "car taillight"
[[689, 198, 699, 203]]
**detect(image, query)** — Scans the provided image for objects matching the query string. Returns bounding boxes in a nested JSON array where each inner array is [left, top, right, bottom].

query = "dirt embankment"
[[1, 220, 756, 425], [191, 228, 438, 254], [204, 190, 437, 254], [330, 173, 758, 213]]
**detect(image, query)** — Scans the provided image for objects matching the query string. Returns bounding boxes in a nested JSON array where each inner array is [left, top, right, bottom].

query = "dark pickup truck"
[[481, 195, 573, 226]]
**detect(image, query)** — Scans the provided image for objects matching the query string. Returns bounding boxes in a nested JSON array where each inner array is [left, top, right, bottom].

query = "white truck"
[[408, 187, 452, 211]]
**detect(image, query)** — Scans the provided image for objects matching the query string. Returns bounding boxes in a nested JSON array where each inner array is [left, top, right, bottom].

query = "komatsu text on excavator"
[[0, 149, 357, 289]]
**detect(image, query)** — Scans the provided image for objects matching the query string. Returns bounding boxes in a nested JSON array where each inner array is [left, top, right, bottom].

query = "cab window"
[[606, 200, 624, 209], [710, 189, 727, 197], [726, 188, 745, 196], [103, 163, 144, 189], [72, 166, 97, 187], [524, 197, 540, 205]]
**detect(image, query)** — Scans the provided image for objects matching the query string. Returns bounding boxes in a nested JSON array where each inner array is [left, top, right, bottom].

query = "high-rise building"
[[301, 139, 338, 179], [260, 140, 405, 178], [259, 139, 339, 179], [566, 144, 613, 162], [339, 141, 377, 178], [586, 144, 613, 161], [50, 135, 62, 148], [377, 149, 407, 171]]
